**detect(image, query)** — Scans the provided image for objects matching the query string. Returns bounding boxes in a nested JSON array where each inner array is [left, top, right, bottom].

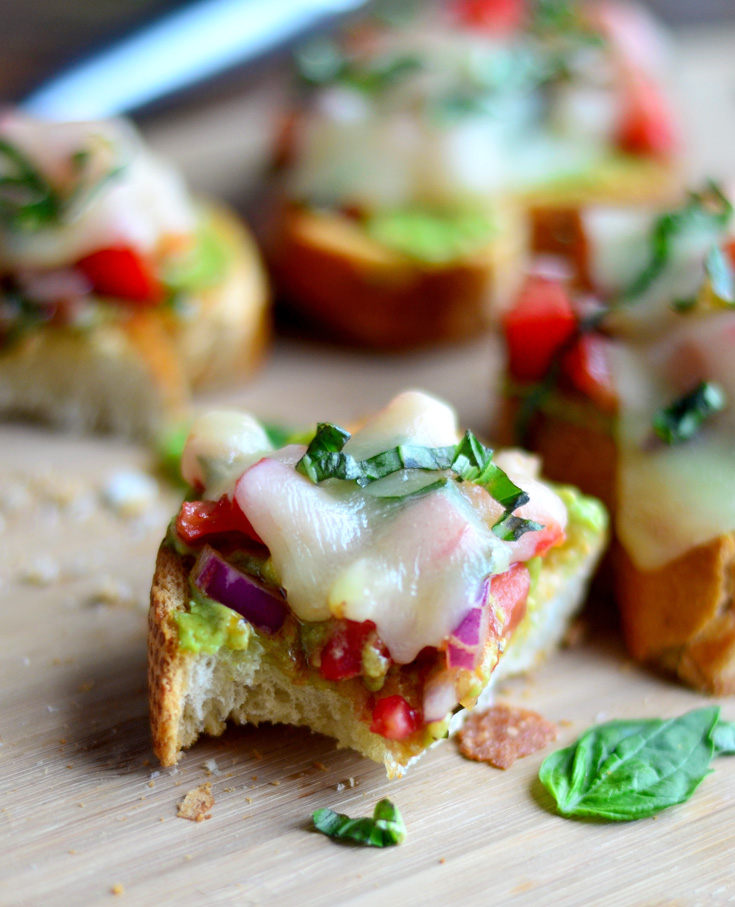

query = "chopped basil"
[[295, 37, 422, 93], [704, 245, 735, 305], [313, 798, 406, 846], [0, 138, 125, 233], [620, 181, 733, 304], [297, 425, 542, 538], [0, 140, 63, 231], [539, 707, 726, 821], [651, 380, 727, 445]]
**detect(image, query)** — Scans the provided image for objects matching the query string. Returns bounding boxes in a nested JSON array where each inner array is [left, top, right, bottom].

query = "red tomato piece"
[[320, 620, 376, 681], [76, 247, 164, 304], [562, 333, 617, 411], [453, 0, 525, 33], [176, 496, 262, 546], [490, 563, 531, 637], [370, 695, 422, 740], [724, 240, 735, 270], [617, 74, 678, 158], [503, 275, 578, 381]]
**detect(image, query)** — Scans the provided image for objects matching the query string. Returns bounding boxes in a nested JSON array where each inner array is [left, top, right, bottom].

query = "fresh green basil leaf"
[[313, 798, 406, 846], [704, 245, 735, 304], [652, 381, 727, 445], [621, 181, 733, 304], [711, 720, 735, 756], [296, 425, 542, 535], [539, 707, 721, 821], [0, 139, 62, 231]]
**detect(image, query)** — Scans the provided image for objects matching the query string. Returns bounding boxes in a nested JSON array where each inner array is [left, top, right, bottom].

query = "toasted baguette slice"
[[500, 391, 735, 695], [267, 202, 527, 349], [148, 487, 607, 777], [0, 204, 269, 439]]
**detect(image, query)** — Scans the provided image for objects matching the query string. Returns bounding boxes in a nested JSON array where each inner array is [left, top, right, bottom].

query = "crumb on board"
[[458, 704, 558, 769], [203, 758, 220, 775], [111, 883, 125, 896], [313, 761, 328, 772], [177, 783, 214, 822], [251, 749, 263, 761]]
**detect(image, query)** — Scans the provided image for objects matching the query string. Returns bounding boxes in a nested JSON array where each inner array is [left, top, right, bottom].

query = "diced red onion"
[[446, 577, 490, 670], [192, 545, 287, 635], [422, 672, 459, 723]]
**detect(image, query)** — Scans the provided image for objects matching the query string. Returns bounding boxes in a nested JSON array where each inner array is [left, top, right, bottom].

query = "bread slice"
[[500, 391, 735, 695], [266, 202, 527, 349], [0, 203, 269, 439], [148, 486, 607, 777]]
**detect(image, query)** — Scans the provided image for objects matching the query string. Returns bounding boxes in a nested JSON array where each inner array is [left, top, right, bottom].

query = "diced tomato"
[[453, 0, 525, 33], [319, 620, 376, 682], [617, 73, 678, 158], [76, 247, 164, 304], [725, 240, 735, 270], [490, 563, 531, 637], [562, 333, 617, 411], [370, 695, 422, 740], [176, 495, 263, 546], [503, 275, 578, 381]]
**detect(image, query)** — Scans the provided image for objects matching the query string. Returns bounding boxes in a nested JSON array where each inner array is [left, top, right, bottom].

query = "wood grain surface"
[[3, 22, 735, 907]]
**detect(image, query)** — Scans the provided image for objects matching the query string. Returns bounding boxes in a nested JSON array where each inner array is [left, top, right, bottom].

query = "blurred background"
[[3, 0, 735, 203]]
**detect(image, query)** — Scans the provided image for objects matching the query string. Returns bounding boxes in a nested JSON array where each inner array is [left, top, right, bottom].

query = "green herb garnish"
[[0, 140, 63, 231], [313, 798, 406, 847], [651, 380, 727, 445], [296, 425, 542, 539], [620, 181, 733, 304], [0, 138, 125, 233], [539, 707, 734, 821], [295, 38, 422, 93]]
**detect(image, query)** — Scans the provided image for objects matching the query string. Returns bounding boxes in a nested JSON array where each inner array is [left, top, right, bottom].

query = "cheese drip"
[[613, 313, 735, 570]]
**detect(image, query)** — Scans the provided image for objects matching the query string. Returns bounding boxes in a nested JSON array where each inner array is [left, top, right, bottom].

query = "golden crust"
[[148, 545, 193, 767], [267, 202, 527, 349], [500, 391, 735, 694]]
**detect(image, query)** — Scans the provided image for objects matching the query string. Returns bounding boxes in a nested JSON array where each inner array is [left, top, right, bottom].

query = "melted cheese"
[[227, 391, 566, 663], [612, 313, 735, 570], [0, 112, 196, 269]]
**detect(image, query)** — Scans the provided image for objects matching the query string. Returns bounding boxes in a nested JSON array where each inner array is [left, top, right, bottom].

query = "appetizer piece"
[[499, 183, 735, 694], [267, 0, 680, 347], [149, 391, 607, 776], [0, 112, 269, 438]]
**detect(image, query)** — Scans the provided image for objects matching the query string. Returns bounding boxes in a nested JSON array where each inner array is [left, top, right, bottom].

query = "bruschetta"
[[148, 390, 607, 776], [498, 182, 735, 694], [0, 112, 269, 438]]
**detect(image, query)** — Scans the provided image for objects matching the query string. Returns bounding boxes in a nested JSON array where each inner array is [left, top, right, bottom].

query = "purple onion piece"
[[192, 545, 287, 635], [445, 577, 491, 669]]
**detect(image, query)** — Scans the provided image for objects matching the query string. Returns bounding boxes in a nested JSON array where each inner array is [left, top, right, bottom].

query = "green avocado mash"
[[364, 207, 496, 264], [175, 597, 251, 655]]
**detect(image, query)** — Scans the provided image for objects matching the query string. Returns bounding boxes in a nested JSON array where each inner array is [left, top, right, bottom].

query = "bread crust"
[[500, 391, 735, 694], [0, 203, 269, 438], [267, 202, 527, 349]]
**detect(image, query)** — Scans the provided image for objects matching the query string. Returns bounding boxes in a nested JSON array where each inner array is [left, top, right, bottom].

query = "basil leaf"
[[651, 381, 727, 445], [313, 798, 406, 846], [704, 245, 735, 304], [621, 181, 733, 304], [0, 139, 62, 231], [539, 707, 721, 821], [711, 721, 735, 756], [296, 426, 542, 537]]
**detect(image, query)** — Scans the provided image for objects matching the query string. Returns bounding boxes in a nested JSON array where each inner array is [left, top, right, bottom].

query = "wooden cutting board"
[[3, 24, 735, 907]]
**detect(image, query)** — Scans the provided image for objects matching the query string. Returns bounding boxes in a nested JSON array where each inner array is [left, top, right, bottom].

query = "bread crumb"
[[270, 780, 280, 787], [112, 883, 125, 896], [68, 850, 77, 855], [251, 749, 263, 761], [245, 797, 253, 804], [102, 470, 158, 518], [313, 761, 328, 771], [336, 783, 345, 792], [203, 758, 220, 775], [20, 554, 60, 586], [90, 576, 134, 607], [78, 680, 95, 693], [439, 858, 446, 864], [177, 783, 214, 822], [147, 781, 155, 789]]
